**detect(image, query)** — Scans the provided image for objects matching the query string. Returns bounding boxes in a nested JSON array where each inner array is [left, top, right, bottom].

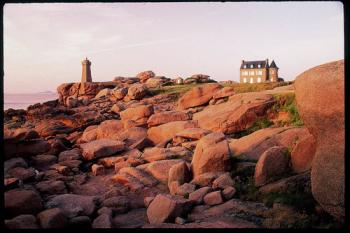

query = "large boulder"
[[37, 208, 68, 228], [142, 146, 191, 162], [142, 159, 184, 184], [291, 134, 316, 173], [79, 125, 98, 143], [147, 121, 198, 145], [57, 82, 116, 106], [5, 189, 43, 217], [191, 132, 231, 178], [254, 146, 290, 187], [111, 87, 128, 100], [4, 128, 39, 141], [94, 88, 112, 99], [145, 76, 170, 88], [168, 161, 191, 194], [177, 83, 221, 110], [117, 127, 149, 149], [193, 92, 275, 134], [45, 194, 98, 218], [5, 138, 50, 159], [5, 215, 39, 229], [147, 111, 190, 127], [146, 194, 194, 224], [80, 139, 125, 160], [137, 70, 155, 83], [120, 105, 154, 127], [96, 120, 124, 140], [294, 60, 344, 220], [213, 86, 235, 99], [127, 84, 148, 100], [229, 127, 311, 161]]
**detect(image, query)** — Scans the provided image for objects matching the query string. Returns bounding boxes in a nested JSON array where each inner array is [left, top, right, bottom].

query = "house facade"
[[240, 59, 279, 83]]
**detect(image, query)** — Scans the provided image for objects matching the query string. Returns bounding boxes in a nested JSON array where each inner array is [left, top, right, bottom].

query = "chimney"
[[241, 60, 244, 64], [266, 58, 269, 65]]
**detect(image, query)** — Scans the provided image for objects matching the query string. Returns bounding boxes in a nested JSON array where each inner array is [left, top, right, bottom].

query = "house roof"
[[241, 60, 268, 69], [269, 60, 279, 69]]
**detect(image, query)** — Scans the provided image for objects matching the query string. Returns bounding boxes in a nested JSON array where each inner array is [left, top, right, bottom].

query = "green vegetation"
[[234, 176, 260, 201], [149, 81, 293, 98], [223, 81, 293, 94], [262, 192, 315, 211], [148, 83, 199, 97], [231, 117, 273, 138], [271, 93, 304, 127]]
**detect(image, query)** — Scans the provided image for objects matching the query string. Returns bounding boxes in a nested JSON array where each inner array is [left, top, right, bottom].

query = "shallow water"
[[4, 92, 58, 110]]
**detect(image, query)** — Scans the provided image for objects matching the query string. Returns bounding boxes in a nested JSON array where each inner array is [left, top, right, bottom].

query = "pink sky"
[[3, 2, 344, 93]]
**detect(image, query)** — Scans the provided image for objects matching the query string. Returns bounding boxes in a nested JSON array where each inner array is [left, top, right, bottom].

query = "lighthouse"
[[81, 57, 92, 83]]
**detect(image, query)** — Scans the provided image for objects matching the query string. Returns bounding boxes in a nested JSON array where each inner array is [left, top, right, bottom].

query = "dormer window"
[[258, 64, 261, 68], [244, 65, 247, 68], [250, 64, 253, 68]]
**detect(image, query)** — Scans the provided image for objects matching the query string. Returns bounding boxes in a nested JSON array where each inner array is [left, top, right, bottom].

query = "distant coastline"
[[4, 92, 58, 110]]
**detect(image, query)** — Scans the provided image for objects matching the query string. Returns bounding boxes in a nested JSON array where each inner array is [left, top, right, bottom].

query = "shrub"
[[272, 93, 304, 127]]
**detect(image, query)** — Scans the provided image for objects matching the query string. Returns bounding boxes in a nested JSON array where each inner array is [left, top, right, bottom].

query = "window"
[[257, 77, 261, 83], [249, 71, 255, 75], [244, 65, 246, 68], [258, 64, 261, 68], [242, 71, 248, 76], [250, 64, 253, 68], [250, 77, 253, 83], [271, 70, 274, 74], [257, 70, 263, 75], [271, 78, 274, 82], [243, 78, 247, 83]]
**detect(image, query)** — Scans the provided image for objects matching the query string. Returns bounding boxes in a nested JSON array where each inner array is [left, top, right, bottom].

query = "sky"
[[3, 2, 344, 93]]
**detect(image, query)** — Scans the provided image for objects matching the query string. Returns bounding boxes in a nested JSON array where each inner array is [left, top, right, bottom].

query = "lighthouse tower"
[[81, 57, 92, 83]]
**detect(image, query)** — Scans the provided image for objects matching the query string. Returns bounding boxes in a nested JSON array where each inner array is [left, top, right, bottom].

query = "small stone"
[[92, 214, 113, 228], [50, 164, 70, 175], [168, 181, 180, 195], [175, 217, 187, 225], [175, 183, 196, 198], [212, 173, 235, 189], [114, 161, 131, 173], [188, 186, 212, 204], [144, 196, 155, 208], [5, 215, 39, 229], [203, 191, 223, 206], [69, 216, 91, 228], [37, 208, 68, 228], [91, 164, 105, 176], [97, 207, 113, 216], [222, 186, 236, 200]]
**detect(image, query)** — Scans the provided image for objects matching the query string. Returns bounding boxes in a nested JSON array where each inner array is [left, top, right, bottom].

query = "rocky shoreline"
[[4, 62, 344, 228]]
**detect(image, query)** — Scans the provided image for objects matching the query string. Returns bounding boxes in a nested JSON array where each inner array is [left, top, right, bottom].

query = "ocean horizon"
[[4, 92, 58, 110]]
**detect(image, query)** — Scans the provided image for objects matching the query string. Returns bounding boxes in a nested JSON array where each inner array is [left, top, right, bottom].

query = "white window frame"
[[244, 65, 246, 68], [258, 64, 261, 68], [250, 64, 253, 68]]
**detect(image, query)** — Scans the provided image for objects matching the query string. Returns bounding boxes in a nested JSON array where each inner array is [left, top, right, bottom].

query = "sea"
[[4, 92, 58, 110]]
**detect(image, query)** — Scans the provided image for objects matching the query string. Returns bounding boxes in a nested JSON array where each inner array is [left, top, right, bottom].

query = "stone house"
[[240, 59, 279, 83]]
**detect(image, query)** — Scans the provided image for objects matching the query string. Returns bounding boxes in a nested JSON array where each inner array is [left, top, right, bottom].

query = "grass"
[[262, 192, 315, 211], [231, 117, 273, 138], [271, 93, 304, 127], [149, 81, 293, 98], [148, 83, 199, 97], [223, 81, 293, 94]]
